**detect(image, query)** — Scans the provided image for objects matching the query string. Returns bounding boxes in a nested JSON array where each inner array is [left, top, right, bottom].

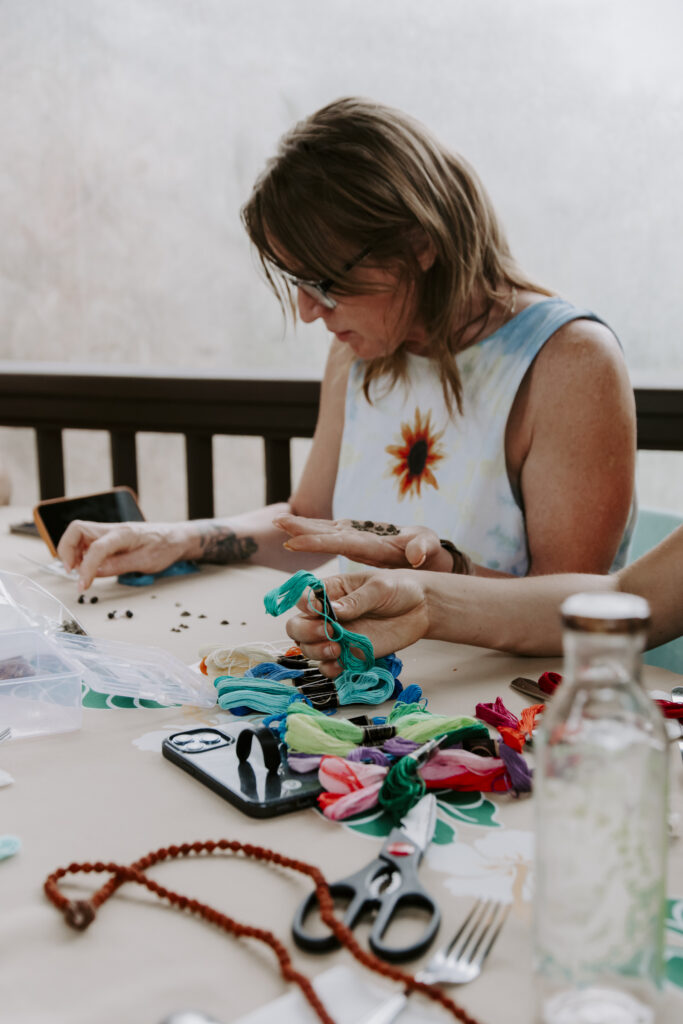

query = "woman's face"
[[296, 263, 429, 359]]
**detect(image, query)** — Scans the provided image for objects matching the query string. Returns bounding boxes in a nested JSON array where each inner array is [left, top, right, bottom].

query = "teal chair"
[[627, 507, 683, 675]]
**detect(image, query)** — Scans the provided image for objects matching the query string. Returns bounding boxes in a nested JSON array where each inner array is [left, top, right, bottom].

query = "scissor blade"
[[398, 793, 437, 852]]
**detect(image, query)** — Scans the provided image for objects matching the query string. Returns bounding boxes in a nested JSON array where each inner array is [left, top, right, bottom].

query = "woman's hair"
[[241, 96, 550, 414]]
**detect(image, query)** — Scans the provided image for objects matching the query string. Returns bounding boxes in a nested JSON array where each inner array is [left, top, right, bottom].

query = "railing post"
[[264, 437, 291, 505], [110, 431, 139, 495], [185, 434, 214, 519], [36, 428, 65, 498]]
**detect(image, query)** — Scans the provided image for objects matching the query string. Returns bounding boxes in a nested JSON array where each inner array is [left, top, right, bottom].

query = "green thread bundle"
[[378, 736, 447, 826], [264, 571, 374, 672], [284, 700, 488, 756]]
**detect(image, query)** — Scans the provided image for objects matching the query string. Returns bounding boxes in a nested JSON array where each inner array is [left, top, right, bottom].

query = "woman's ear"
[[412, 230, 437, 271]]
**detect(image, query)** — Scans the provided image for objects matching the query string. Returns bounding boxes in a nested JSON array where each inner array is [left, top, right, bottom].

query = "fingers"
[[75, 528, 139, 591], [273, 513, 340, 537], [285, 615, 342, 674], [403, 530, 441, 569], [324, 576, 395, 622], [284, 530, 397, 567], [57, 520, 100, 572]]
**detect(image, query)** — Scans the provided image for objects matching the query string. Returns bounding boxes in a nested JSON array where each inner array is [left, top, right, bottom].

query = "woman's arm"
[[286, 526, 683, 671], [58, 341, 353, 589], [500, 318, 636, 577]]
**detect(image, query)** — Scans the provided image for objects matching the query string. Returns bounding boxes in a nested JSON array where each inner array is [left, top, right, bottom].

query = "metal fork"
[[361, 898, 511, 1024]]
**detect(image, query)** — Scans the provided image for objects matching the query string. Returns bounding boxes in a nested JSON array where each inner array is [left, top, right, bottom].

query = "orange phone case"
[[33, 486, 143, 557]]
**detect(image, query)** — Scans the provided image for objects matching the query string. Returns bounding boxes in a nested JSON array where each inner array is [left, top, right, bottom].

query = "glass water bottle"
[[534, 592, 669, 1024]]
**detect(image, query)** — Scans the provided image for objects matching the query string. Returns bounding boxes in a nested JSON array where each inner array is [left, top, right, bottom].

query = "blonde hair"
[[241, 97, 549, 414]]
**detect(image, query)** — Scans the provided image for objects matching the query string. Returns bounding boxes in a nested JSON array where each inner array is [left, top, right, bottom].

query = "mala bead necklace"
[[44, 838, 483, 1024]]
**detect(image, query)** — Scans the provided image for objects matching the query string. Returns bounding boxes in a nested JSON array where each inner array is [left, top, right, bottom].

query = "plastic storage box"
[[0, 628, 83, 739]]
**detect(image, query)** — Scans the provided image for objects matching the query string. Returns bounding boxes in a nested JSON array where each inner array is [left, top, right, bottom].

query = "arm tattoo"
[[198, 525, 258, 565]]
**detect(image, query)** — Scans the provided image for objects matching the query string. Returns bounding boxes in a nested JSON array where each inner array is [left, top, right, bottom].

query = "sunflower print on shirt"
[[385, 407, 446, 500]]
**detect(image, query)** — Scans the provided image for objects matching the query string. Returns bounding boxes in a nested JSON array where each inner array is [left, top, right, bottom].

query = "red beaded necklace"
[[45, 837, 483, 1024]]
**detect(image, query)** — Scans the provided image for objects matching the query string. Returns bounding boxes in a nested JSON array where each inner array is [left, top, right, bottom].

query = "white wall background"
[[0, 0, 681, 519]]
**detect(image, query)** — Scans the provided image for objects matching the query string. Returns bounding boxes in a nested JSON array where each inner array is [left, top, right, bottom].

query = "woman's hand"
[[285, 570, 431, 676], [58, 520, 190, 591], [274, 513, 453, 571]]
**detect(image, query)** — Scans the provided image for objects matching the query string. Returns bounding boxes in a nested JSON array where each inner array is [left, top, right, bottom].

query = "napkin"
[[233, 964, 446, 1024]]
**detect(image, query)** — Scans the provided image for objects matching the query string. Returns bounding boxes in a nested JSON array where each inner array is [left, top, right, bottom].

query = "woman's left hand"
[[273, 513, 452, 571]]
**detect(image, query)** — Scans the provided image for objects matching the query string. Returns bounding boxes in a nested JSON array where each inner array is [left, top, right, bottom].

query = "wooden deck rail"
[[0, 362, 681, 519]]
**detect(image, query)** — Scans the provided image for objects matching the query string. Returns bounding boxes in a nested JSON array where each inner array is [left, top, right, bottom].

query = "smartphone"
[[33, 486, 145, 556], [9, 521, 40, 538], [162, 723, 322, 819]]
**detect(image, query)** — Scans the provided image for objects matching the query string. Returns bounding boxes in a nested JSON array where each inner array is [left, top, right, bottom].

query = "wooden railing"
[[0, 362, 681, 519]]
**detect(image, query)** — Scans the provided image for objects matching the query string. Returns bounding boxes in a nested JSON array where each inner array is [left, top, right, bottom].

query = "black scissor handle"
[[292, 876, 370, 953], [368, 885, 441, 962]]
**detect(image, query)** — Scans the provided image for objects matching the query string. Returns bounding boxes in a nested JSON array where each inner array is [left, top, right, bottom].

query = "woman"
[[285, 526, 683, 670], [58, 97, 635, 591]]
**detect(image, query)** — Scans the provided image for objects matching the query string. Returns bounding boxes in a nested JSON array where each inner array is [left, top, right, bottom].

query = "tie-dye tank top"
[[332, 298, 635, 576]]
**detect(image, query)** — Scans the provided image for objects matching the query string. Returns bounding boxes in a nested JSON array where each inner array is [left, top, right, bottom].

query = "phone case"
[[162, 723, 322, 818], [33, 486, 144, 555]]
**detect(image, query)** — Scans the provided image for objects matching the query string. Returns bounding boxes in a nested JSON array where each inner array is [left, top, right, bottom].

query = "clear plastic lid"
[[0, 571, 215, 708]]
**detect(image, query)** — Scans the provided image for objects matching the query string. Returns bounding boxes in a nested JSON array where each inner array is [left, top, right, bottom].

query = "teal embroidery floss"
[[0, 835, 21, 861], [213, 663, 398, 715], [263, 571, 374, 673]]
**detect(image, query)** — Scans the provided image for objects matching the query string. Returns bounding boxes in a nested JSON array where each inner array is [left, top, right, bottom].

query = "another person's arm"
[[58, 342, 353, 590], [286, 526, 683, 672]]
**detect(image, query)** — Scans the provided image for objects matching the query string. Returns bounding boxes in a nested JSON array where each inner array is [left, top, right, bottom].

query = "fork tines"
[[419, 898, 511, 985]]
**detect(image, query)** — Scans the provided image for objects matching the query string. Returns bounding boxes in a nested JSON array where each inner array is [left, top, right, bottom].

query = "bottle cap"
[[561, 591, 651, 633]]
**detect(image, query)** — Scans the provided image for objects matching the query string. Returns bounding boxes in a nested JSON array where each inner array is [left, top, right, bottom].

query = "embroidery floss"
[[264, 571, 375, 673], [284, 701, 486, 756]]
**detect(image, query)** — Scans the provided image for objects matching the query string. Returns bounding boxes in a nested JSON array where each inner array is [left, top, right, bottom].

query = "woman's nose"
[[297, 288, 328, 323]]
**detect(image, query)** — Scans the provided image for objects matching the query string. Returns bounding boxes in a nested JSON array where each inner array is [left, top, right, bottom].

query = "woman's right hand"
[[285, 570, 431, 676], [57, 520, 191, 591]]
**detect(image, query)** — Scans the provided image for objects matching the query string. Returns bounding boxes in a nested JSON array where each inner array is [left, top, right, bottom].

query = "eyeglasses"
[[284, 244, 371, 310]]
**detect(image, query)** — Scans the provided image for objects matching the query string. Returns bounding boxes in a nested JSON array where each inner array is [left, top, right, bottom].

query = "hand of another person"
[[285, 570, 430, 676], [274, 513, 451, 571], [57, 520, 190, 592]]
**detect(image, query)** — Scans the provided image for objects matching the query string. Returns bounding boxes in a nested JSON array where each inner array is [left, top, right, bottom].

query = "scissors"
[[292, 793, 440, 962]]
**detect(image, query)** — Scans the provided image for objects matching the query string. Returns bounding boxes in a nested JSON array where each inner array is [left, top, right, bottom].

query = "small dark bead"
[[240, 621, 246, 626], [220, 620, 229, 625], [89, 596, 98, 604], [77, 595, 85, 604], [198, 614, 206, 619], [180, 611, 191, 617], [107, 612, 115, 620], [125, 610, 133, 618]]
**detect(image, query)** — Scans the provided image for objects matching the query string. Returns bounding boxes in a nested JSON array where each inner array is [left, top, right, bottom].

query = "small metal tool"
[[672, 686, 683, 764], [509, 676, 548, 702]]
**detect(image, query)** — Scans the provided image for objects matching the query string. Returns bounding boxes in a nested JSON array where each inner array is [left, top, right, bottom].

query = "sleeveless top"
[[332, 298, 636, 576]]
